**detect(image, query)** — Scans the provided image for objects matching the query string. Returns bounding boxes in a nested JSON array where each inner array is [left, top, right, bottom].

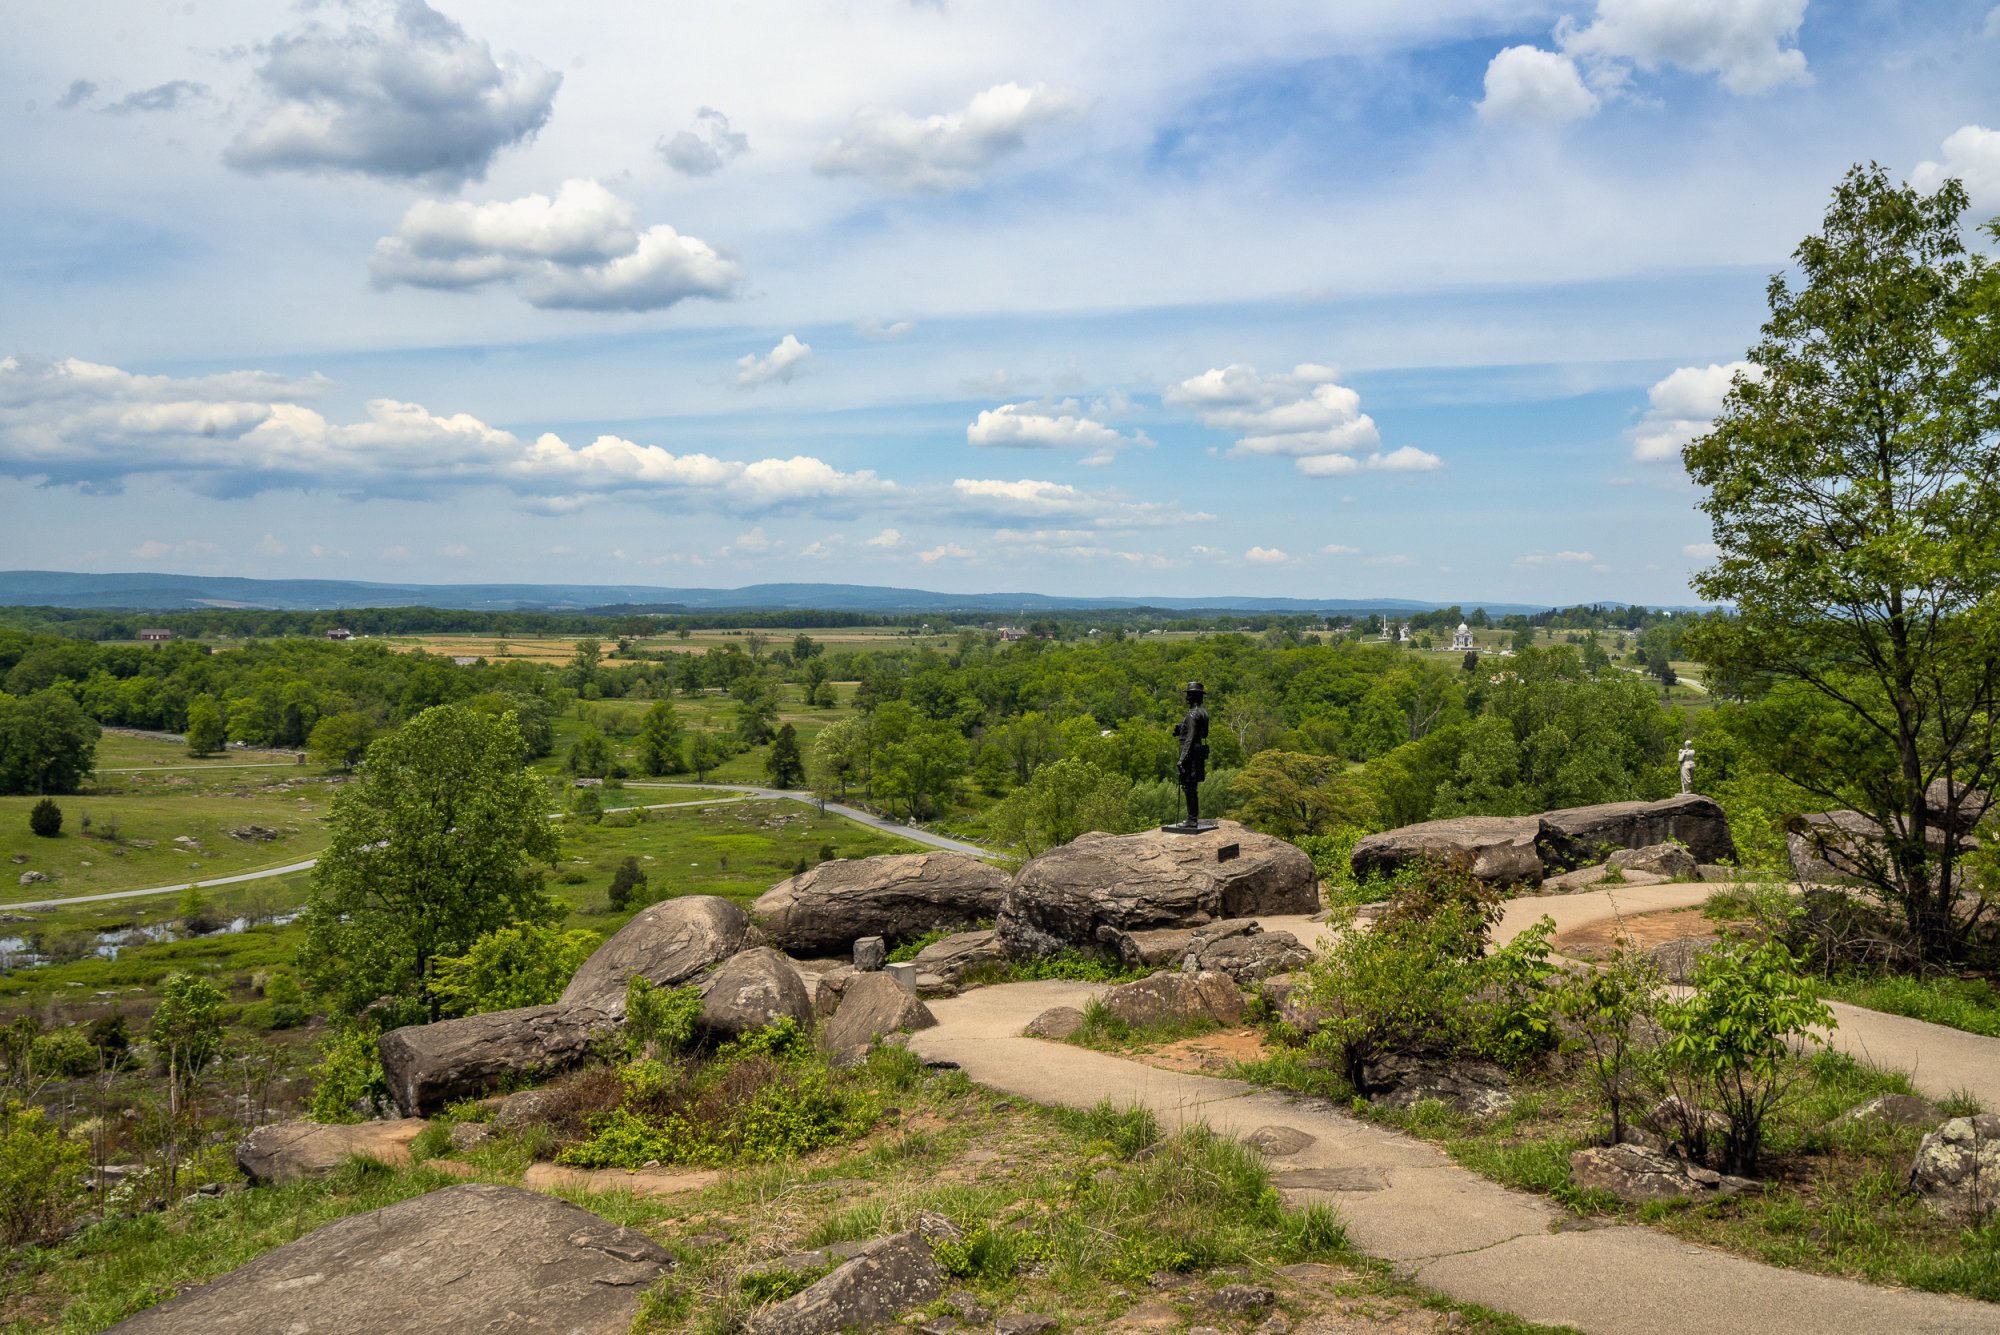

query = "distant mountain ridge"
[[0, 570, 1571, 617]]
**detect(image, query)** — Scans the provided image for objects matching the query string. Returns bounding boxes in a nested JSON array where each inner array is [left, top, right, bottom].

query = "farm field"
[[373, 625, 956, 662]]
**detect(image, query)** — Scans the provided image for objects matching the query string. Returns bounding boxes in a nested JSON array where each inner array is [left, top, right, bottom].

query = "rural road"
[[1, 785, 992, 913]]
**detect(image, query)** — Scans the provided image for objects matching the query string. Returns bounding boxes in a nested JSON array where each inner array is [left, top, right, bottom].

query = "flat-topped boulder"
[[909, 928, 1008, 981], [752, 853, 1011, 955], [997, 822, 1317, 957], [106, 1183, 670, 1334], [560, 894, 747, 1015], [1349, 815, 1544, 888], [1789, 809, 1979, 885], [380, 1004, 616, 1116], [1537, 794, 1736, 870]]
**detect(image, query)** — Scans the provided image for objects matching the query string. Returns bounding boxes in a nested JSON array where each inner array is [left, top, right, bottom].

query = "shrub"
[[1657, 938, 1833, 1175], [1298, 907, 1484, 1087], [1551, 939, 1664, 1144], [625, 977, 702, 1058], [1474, 918, 1561, 1068], [569, 787, 604, 824], [606, 856, 648, 911], [176, 883, 224, 936], [86, 1014, 131, 1068], [307, 1023, 386, 1123], [28, 1026, 99, 1078], [430, 924, 602, 1016], [1374, 856, 1504, 952], [28, 798, 62, 837], [248, 971, 309, 1030], [0, 1101, 89, 1246], [149, 972, 225, 1105]]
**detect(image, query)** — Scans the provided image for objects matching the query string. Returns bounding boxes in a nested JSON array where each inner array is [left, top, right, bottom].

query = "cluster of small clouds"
[[813, 81, 1088, 193], [56, 78, 210, 115], [1164, 363, 1441, 476], [225, 0, 560, 188], [0, 357, 1215, 542], [966, 398, 1150, 467], [1478, 0, 1810, 126], [369, 179, 742, 312], [1628, 361, 1760, 462]]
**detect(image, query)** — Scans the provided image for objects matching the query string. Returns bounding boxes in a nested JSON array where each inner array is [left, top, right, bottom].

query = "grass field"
[[374, 626, 955, 663]]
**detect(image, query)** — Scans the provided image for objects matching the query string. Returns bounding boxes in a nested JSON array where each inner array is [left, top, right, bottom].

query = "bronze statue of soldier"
[[1164, 680, 1215, 832]]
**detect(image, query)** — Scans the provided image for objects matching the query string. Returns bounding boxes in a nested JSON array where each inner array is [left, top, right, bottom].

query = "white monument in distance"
[[1451, 621, 1475, 652]]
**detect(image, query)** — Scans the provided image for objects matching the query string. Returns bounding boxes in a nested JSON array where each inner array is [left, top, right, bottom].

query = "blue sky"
[[3, 0, 1998, 606]]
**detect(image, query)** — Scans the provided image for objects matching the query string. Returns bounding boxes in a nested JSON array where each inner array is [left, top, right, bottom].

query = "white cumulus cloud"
[[1478, 47, 1600, 124], [855, 318, 914, 341], [948, 477, 1209, 529], [1684, 542, 1721, 558], [1914, 125, 2000, 210], [736, 335, 812, 388], [1168, 363, 1440, 477], [918, 542, 975, 563], [657, 106, 748, 176], [1244, 546, 1290, 564], [813, 81, 1088, 193], [1630, 361, 1760, 461], [1561, 0, 1810, 95], [370, 179, 742, 312], [1515, 549, 1598, 566], [966, 400, 1150, 466], [226, 0, 560, 187]]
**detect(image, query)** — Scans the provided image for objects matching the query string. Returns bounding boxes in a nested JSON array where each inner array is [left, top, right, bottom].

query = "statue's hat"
[[1185, 680, 1205, 695]]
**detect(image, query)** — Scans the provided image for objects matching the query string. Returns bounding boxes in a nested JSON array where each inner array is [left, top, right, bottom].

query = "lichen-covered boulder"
[[1183, 927, 1314, 985], [1909, 1114, 2000, 1224], [752, 853, 1010, 955], [997, 822, 1316, 957], [235, 1118, 427, 1184], [699, 946, 815, 1040], [1349, 816, 1544, 888], [1537, 794, 1736, 870], [559, 894, 747, 1015], [1607, 842, 1699, 880], [105, 1184, 670, 1334], [1568, 1144, 1753, 1205], [909, 928, 1008, 982]]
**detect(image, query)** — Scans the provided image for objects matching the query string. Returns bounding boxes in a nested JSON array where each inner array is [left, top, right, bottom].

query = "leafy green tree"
[[1233, 749, 1376, 839], [689, 730, 730, 781], [0, 1101, 90, 1247], [791, 633, 821, 661], [27, 798, 61, 837], [989, 757, 1136, 855], [307, 710, 379, 770], [569, 785, 604, 824], [732, 677, 779, 746], [876, 718, 969, 819], [1684, 166, 2000, 962], [430, 923, 602, 1016], [0, 689, 100, 794], [297, 705, 561, 1022], [184, 695, 225, 757], [806, 714, 868, 800], [150, 971, 226, 1114], [635, 701, 686, 776], [565, 638, 603, 693], [766, 722, 806, 788], [566, 726, 613, 778]]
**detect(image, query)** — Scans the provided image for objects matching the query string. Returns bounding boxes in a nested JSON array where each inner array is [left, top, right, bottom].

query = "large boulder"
[[379, 1004, 616, 1116], [823, 972, 936, 1064], [1184, 927, 1314, 985], [1357, 1053, 1512, 1116], [1098, 970, 1247, 1028], [1537, 794, 1736, 870], [235, 1118, 427, 1184], [699, 946, 815, 1040], [752, 853, 1010, 955], [1349, 816, 1544, 888], [560, 894, 747, 1015], [106, 1183, 670, 1334], [1909, 1114, 2000, 1225], [1927, 777, 1993, 835], [1788, 810, 1980, 885], [1607, 842, 1699, 880], [997, 822, 1317, 957], [748, 1224, 953, 1335]]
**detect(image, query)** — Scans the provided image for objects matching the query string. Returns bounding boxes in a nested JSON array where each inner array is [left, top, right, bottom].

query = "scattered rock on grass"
[[995, 1315, 1059, 1335], [105, 1183, 670, 1334], [1567, 1143, 1754, 1204], [1842, 1093, 1944, 1129], [747, 1223, 957, 1335], [1909, 1114, 2000, 1224], [1359, 1054, 1512, 1117]]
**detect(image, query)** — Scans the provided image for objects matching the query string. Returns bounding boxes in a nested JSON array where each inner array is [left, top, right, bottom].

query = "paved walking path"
[[910, 980, 2000, 1335]]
